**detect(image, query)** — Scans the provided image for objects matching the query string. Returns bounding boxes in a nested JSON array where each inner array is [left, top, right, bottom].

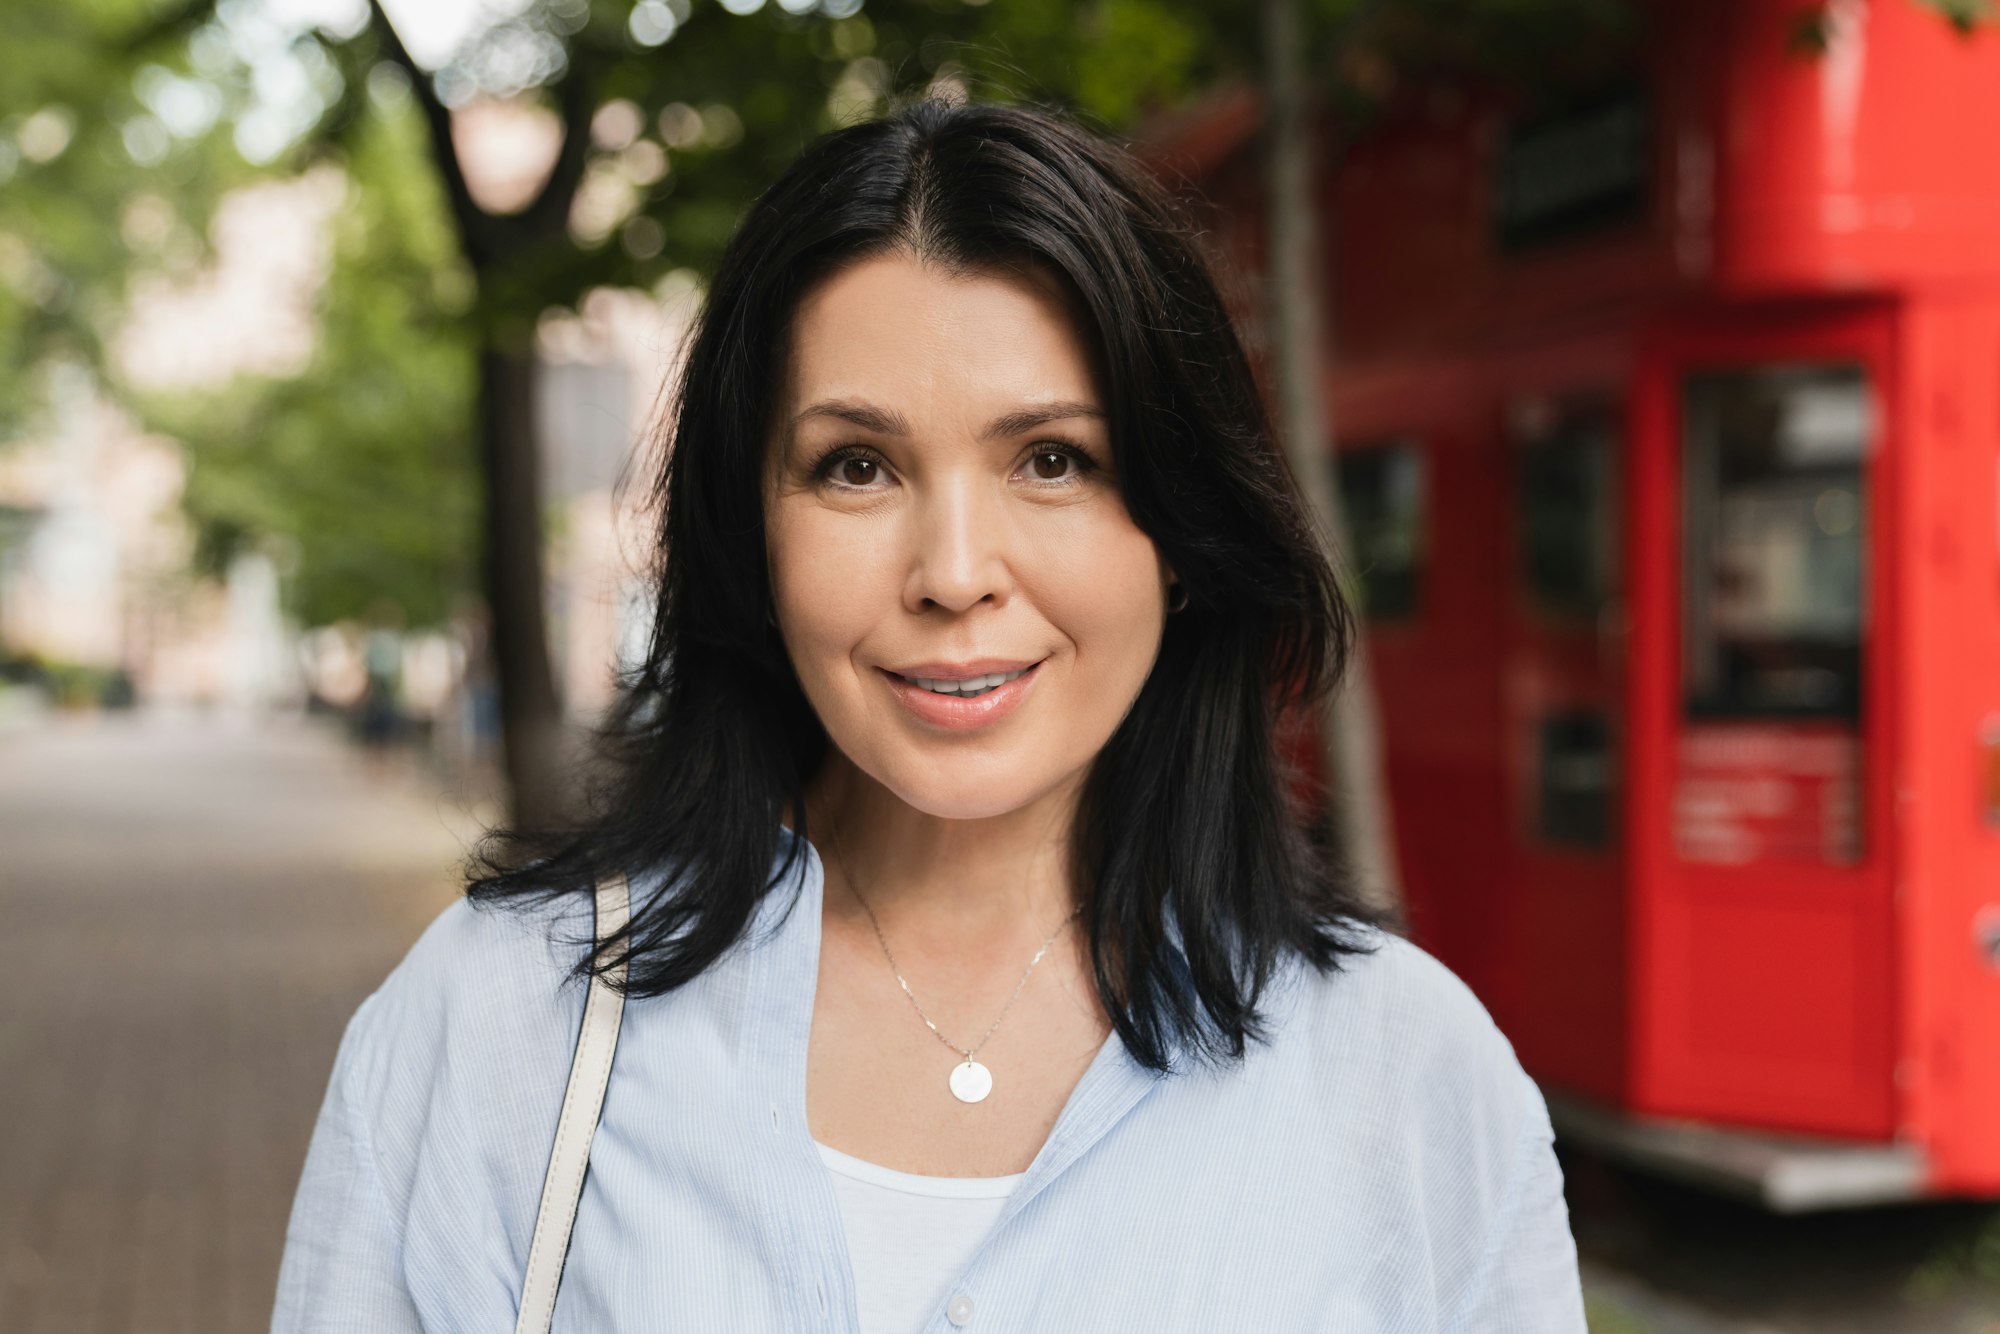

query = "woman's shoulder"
[[287, 890, 609, 1265], [1296, 922, 1510, 1049], [1253, 927, 1581, 1328], [1268, 921, 1548, 1136], [340, 848, 782, 1089], [369, 891, 591, 1024], [333, 892, 599, 1128]]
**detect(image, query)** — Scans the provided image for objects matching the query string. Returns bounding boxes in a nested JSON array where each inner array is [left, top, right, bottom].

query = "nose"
[[903, 472, 1013, 614]]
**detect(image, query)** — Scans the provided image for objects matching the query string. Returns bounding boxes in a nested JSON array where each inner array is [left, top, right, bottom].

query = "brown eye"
[[838, 457, 879, 486], [1030, 450, 1071, 480]]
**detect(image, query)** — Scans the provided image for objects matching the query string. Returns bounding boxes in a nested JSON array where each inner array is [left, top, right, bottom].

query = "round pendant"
[[948, 1059, 993, 1104]]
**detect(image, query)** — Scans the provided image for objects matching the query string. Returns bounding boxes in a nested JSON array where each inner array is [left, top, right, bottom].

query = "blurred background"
[[5, 0, 2000, 1329]]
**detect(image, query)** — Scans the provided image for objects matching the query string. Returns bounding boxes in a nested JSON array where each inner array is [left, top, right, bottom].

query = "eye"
[[1020, 443, 1098, 486], [810, 445, 892, 492], [835, 456, 880, 487], [1028, 450, 1072, 480]]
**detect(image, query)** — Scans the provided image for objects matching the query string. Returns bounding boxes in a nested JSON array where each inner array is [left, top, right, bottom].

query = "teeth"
[[907, 667, 1030, 697]]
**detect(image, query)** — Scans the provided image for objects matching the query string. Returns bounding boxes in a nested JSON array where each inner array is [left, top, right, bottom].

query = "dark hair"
[[468, 96, 1396, 1073]]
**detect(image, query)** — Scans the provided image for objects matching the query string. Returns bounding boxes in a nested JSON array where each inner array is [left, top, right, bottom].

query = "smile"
[[878, 660, 1045, 732], [891, 666, 1034, 698]]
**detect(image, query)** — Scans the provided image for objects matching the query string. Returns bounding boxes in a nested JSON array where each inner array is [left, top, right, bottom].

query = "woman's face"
[[764, 252, 1172, 822]]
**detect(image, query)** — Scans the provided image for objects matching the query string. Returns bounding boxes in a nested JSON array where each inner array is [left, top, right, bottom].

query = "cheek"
[[767, 503, 887, 682], [1028, 509, 1167, 684]]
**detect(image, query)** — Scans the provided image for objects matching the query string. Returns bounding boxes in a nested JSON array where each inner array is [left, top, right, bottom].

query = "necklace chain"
[[832, 818, 1079, 1063]]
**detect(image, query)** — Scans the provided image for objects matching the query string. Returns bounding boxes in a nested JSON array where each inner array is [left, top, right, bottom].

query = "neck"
[[797, 752, 1084, 945]]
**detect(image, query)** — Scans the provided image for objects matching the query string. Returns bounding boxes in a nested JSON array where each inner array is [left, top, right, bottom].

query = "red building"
[[1152, 0, 2000, 1207]]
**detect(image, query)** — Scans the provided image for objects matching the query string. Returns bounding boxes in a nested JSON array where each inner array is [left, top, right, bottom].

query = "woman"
[[273, 97, 1587, 1332]]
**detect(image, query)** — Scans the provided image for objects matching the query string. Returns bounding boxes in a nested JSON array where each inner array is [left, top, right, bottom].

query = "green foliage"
[[141, 100, 478, 628], [0, 650, 135, 709], [1580, 1290, 1656, 1334], [339, 0, 1643, 323], [1905, 1205, 2000, 1302], [310, 0, 1263, 325], [0, 0, 246, 435], [1916, 0, 1998, 33]]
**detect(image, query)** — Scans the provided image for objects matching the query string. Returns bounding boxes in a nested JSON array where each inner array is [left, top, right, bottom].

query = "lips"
[[885, 657, 1043, 681], [879, 660, 1044, 731], [891, 665, 1034, 698]]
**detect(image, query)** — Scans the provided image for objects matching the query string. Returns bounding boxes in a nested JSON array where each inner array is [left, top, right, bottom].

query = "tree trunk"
[[1261, 0, 1403, 913], [478, 339, 568, 828], [363, 5, 595, 830]]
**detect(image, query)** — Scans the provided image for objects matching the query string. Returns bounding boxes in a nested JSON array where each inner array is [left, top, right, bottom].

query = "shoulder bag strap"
[[514, 871, 631, 1334]]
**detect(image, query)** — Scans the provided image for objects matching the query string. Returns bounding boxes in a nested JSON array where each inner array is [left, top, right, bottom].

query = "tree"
[[0, 0, 251, 436], [1262, 0, 1401, 912], [3, 0, 1240, 822], [1249, 0, 1634, 910], [141, 96, 479, 631]]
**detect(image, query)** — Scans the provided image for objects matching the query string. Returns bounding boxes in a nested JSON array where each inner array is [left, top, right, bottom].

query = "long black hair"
[[467, 96, 1398, 1073]]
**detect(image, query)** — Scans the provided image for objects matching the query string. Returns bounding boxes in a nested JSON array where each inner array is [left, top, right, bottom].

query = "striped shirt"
[[272, 824, 1587, 1332]]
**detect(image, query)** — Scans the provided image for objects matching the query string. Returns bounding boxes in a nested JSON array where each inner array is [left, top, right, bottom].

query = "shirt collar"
[[751, 822, 1171, 1217]]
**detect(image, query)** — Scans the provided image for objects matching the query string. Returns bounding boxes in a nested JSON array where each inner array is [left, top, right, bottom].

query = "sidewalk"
[[0, 710, 487, 1333]]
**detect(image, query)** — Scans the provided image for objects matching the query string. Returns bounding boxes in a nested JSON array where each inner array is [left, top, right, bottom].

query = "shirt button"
[[946, 1294, 975, 1326]]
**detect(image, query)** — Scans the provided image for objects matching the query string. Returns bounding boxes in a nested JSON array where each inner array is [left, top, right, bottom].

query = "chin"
[[903, 797, 1039, 823], [868, 749, 1072, 824], [883, 777, 1049, 824]]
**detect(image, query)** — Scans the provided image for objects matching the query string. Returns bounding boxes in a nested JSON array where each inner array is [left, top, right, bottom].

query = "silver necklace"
[[832, 819, 1080, 1105]]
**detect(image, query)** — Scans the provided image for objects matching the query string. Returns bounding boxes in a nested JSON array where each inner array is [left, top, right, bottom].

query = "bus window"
[[1682, 365, 1872, 720], [1516, 399, 1618, 620], [1336, 441, 1424, 621], [1512, 397, 1621, 850], [1538, 710, 1614, 848]]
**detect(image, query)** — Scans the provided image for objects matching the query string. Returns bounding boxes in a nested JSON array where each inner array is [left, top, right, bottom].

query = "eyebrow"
[[789, 398, 1106, 442], [791, 400, 909, 437], [984, 401, 1107, 440]]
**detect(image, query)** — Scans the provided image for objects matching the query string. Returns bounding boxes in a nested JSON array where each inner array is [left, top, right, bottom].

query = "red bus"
[[1152, 0, 2000, 1208]]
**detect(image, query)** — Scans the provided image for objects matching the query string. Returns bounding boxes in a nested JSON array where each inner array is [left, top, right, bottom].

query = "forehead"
[[780, 253, 1102, 415]]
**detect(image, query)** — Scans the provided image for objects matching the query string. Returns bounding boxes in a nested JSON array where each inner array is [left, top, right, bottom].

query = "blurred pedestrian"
[[355, 600, 405, 778], [275, 97, 1586, 1333]]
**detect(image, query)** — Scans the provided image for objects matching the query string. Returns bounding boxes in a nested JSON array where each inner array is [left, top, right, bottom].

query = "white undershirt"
[[814, 1139, 1024, 1334]]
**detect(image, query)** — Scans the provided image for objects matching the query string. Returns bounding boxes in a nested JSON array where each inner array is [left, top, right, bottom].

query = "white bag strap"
[[514, 871, 631, 1334]]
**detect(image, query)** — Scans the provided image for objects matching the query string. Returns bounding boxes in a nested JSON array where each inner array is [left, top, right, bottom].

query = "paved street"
[[0, 712, 482, 1334]]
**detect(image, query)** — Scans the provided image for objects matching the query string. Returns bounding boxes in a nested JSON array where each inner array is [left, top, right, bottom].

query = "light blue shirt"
[[272, 825, 1587, 1332]]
